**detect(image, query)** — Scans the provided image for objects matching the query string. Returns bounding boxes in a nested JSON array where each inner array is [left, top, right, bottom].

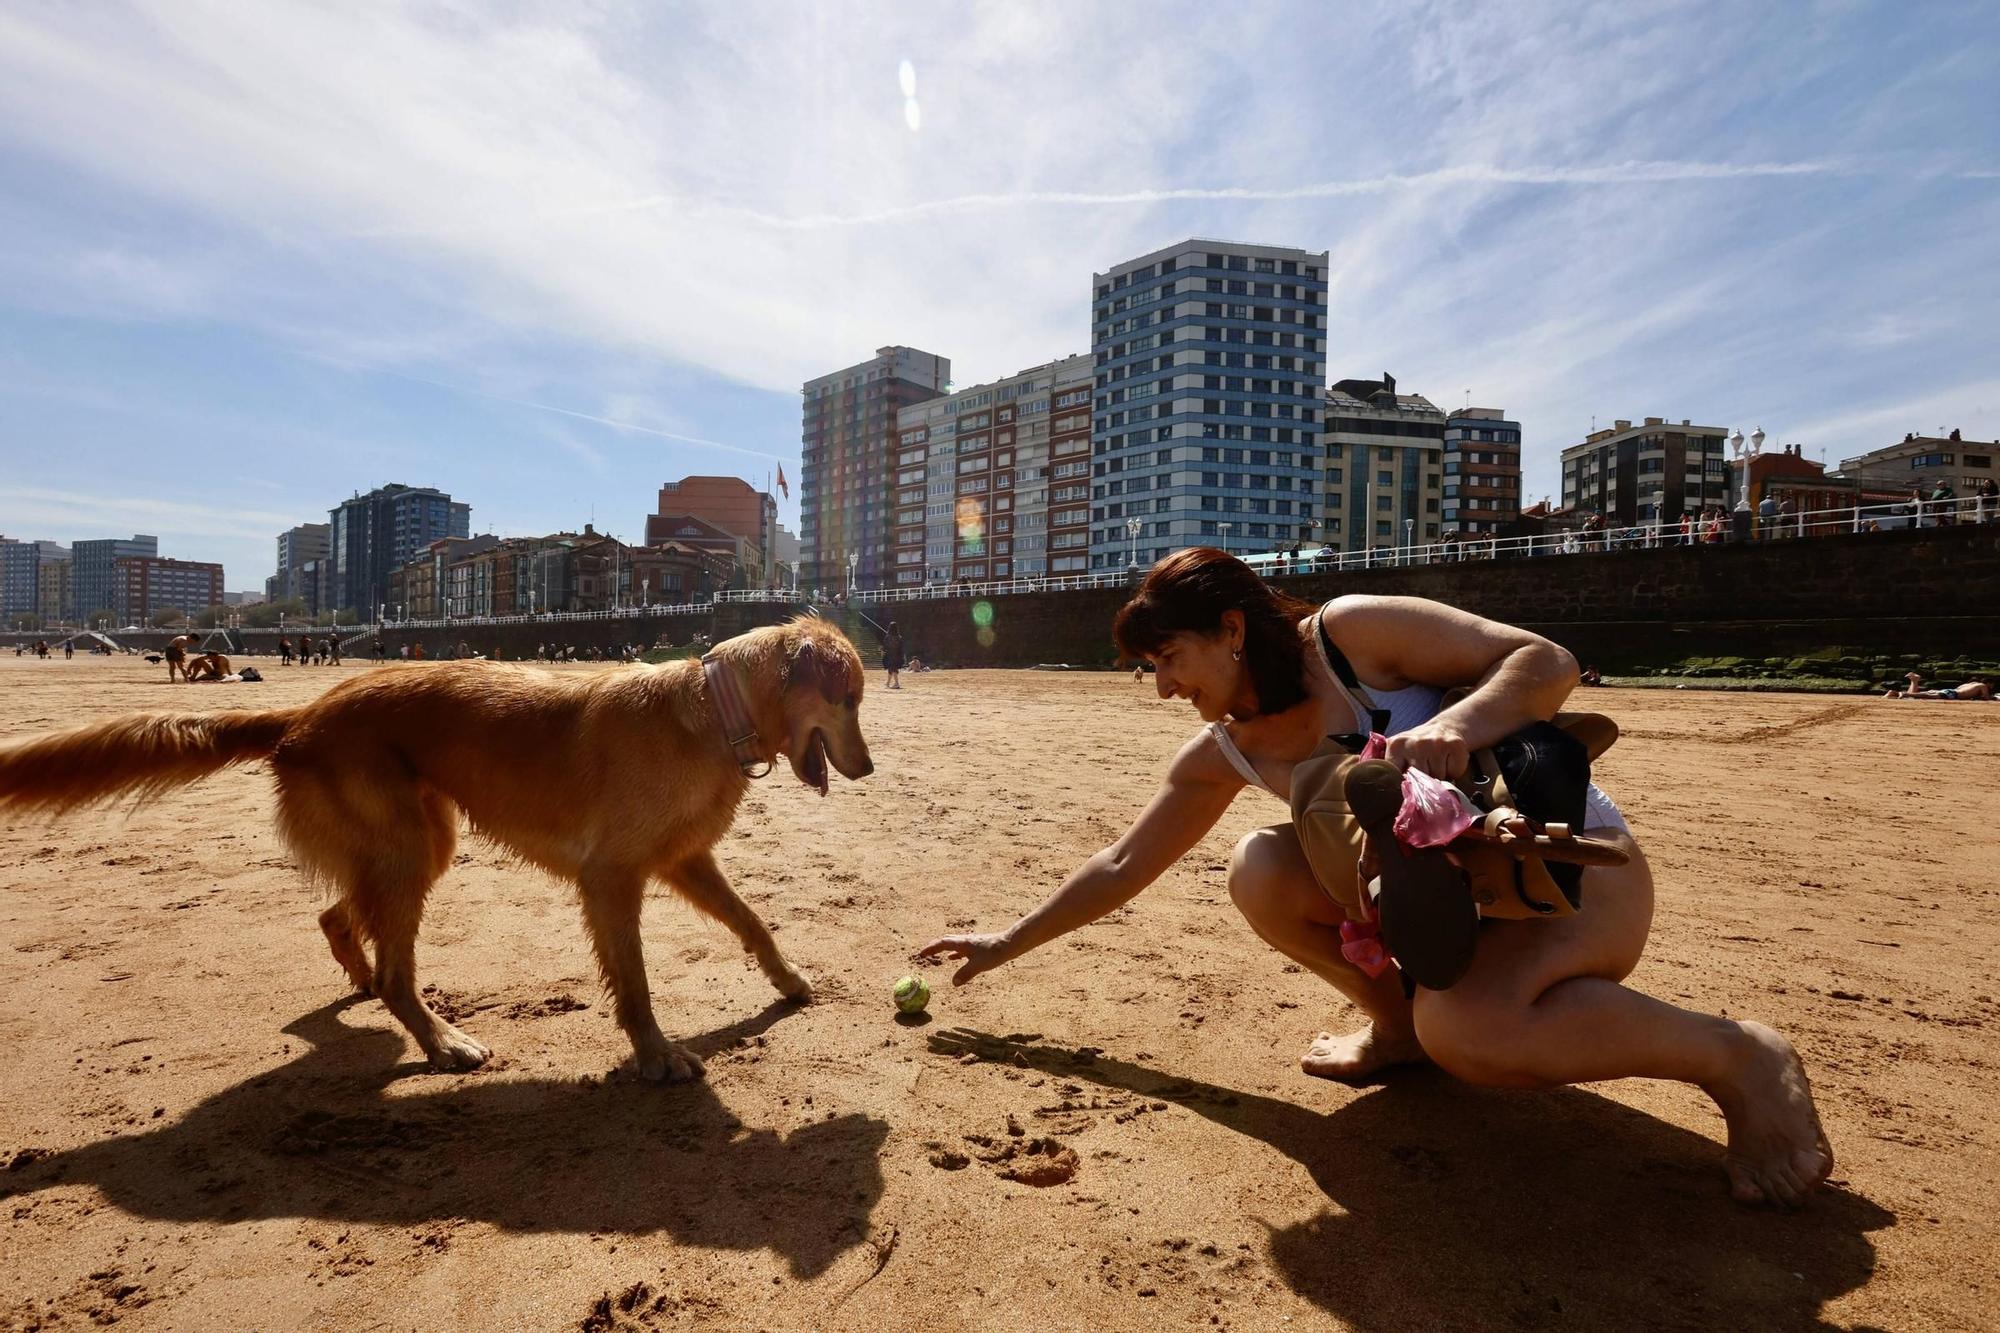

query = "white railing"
[[245, 493, 1991, 633]]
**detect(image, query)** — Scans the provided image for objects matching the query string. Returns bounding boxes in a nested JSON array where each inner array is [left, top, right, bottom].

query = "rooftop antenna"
[[1464, 389, 1471, 411]]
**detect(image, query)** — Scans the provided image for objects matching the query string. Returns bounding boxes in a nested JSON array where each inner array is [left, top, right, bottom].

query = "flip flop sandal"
[[1344, 759, 1478, 991]]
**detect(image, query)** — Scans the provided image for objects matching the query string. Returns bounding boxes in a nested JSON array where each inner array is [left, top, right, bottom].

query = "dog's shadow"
[[4, 997, 885, 1279], [929, 1029, 1895, 1332]]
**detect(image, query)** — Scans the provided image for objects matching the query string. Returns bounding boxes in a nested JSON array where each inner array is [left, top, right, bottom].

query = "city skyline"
[[2, 3, 1996, 581]]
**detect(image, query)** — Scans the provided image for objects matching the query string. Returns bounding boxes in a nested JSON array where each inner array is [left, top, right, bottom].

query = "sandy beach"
[[2, 654, 1996, 1331]]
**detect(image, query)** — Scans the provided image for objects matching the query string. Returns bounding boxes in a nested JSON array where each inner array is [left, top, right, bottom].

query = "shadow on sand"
[[4, 997, 886, 1279], [927, 1028, 1893, 1332]]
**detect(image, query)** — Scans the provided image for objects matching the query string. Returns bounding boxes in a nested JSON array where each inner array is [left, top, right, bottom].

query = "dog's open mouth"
[[798, 729, 828, 796]]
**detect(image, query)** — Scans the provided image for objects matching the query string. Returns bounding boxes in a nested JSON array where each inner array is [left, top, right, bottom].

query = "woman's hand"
[[1384, 722, 1471, 780], [917, 931, 1016, 987]]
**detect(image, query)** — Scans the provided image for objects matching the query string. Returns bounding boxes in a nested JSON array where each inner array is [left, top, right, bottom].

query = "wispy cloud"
[[0, 0, 1994, 580], [5, 487, 303, 542], [364, 158, 1870, 236]]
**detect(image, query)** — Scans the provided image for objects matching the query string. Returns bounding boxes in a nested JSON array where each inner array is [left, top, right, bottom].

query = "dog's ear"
[[785, 632, 849, 703]]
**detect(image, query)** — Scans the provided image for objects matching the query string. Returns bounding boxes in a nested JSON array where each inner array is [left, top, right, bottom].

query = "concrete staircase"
[[829, 604, 884, 667]]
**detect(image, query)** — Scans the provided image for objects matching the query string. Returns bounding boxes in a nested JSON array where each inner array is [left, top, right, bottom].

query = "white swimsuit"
[[1210, 612, 1629, 834]]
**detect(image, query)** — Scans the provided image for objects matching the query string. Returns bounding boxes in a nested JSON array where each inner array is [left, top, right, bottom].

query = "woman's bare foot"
[[1301, 1023, 1428, 1081], [1708, 1021, 1834, 1207]]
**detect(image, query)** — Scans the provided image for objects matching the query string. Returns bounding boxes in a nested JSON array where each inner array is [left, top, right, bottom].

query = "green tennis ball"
[[893, 975, 931, 1014]]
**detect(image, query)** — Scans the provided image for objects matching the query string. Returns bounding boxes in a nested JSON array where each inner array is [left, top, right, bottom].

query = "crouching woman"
[[920, 548, 1831, 1207]]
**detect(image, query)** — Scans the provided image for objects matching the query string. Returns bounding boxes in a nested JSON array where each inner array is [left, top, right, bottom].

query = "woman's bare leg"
[[1413, 835, 1833, 1206], [1228, 825, 1423, 1079]]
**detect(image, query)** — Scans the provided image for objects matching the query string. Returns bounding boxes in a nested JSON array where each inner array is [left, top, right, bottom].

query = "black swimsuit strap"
[[1316, 607, 1391, 736]]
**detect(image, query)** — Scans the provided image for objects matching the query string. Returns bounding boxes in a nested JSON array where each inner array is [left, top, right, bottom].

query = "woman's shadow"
[[3, 997, 888, 1280], [928, 1029, 1893, 1332]]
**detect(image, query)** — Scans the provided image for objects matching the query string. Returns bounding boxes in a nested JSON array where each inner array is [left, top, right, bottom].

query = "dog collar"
[[701, 653, 773, 779]]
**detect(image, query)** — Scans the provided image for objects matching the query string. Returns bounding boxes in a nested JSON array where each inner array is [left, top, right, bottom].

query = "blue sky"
[[1, 1, 1995, 589]]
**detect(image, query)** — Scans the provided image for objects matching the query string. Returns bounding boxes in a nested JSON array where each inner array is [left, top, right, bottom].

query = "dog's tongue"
[[809, 733, 828, 797]]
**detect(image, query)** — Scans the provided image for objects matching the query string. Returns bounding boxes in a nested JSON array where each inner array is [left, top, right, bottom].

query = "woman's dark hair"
[[1112, 547, 1319, 715]]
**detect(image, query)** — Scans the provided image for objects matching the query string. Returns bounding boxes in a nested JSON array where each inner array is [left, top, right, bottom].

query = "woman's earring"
[[1232, 648, 1242, 661]]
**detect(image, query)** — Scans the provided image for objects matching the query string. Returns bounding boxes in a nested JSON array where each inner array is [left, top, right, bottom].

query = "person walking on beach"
[[883, 621, 905, 690], [921, 548, 1832, 1208]]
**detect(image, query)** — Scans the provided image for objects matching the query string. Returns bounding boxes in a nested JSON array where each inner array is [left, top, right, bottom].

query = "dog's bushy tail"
[[0, 710, 297, 815]]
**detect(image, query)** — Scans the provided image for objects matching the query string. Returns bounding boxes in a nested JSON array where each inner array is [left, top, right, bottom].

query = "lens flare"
[[898, 61, 920, 132], [971, 600, 995, 629], [976, 626, 997, 648], [955, 497, 984, 552]]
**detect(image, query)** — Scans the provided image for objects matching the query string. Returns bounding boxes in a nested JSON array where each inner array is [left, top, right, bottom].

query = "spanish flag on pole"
[[776, 464, 789, 499]]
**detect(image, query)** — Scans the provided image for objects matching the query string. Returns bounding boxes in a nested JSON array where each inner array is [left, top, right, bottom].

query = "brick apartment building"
[[800, 347, 950, 591], [644, 476, 778, 586], [112, 555, 224, 624]]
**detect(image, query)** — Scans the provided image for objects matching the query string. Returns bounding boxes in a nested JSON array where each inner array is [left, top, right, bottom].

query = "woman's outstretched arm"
[[918, 730, 1242, 986]]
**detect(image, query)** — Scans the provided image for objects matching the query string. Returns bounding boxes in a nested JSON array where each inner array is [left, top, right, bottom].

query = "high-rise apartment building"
[[268, 522, 331, 604], [112, 556, 224, 624], [799, 347, 950, 591], [71, 535, 158, 624], [1443, 407, 1524, 538], [1323, 375, 1445, 556], [890, 354, 1092, 585], [0, 539, 66, 622], [1088, 240, 1329, 569], [1560, 418, 1729, 527], [38, 554, 73, 624], [328, 485, 471, 614]]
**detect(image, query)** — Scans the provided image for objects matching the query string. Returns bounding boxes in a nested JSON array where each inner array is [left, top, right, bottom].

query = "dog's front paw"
[[427, 1026, 492, 1071], [637, 1040, 706, 1083], [774, 968, 814, 1004]]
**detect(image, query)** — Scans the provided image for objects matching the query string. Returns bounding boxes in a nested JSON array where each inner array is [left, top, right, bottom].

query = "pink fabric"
[[1339, 920, 1390, 978]]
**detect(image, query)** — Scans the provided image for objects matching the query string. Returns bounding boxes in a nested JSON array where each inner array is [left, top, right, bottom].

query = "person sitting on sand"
[[1883, 673, 1992, 700], [921, 548, 1832, 1207], [183, 652, 232, 682]]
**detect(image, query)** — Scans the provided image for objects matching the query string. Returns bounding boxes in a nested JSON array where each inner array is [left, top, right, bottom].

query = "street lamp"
[[1403, 517, 1415, 564], [1125, 516, 1142, 568], [1652, 490, 1665, 547], [1217, 522, 1232, 556], [846, 550, 858, 592]]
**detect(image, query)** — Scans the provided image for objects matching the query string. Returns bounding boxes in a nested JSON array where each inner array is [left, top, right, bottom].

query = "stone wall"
[[23, 523, 1977, 670]]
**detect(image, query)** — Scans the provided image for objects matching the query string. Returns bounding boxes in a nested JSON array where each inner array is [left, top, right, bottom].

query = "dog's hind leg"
[[578, 865, 702, 1083], [285, 775, 487, 1071], [318, 898, 373, 994], [369, 902, 491, 1071], [664, 849, 812, 1004]]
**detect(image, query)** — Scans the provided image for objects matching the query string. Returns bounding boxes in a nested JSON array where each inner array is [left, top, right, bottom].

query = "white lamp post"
[[1652, 490, 1665, 547], [846, 550, 858, 592], [1403, 517, 1415, 564], [1218, 522, 1232, 556], [1125, 516, 1142, 568]]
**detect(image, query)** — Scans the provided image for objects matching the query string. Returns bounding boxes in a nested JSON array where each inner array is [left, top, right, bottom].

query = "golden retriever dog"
[[0, 617, 872, 1081]]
